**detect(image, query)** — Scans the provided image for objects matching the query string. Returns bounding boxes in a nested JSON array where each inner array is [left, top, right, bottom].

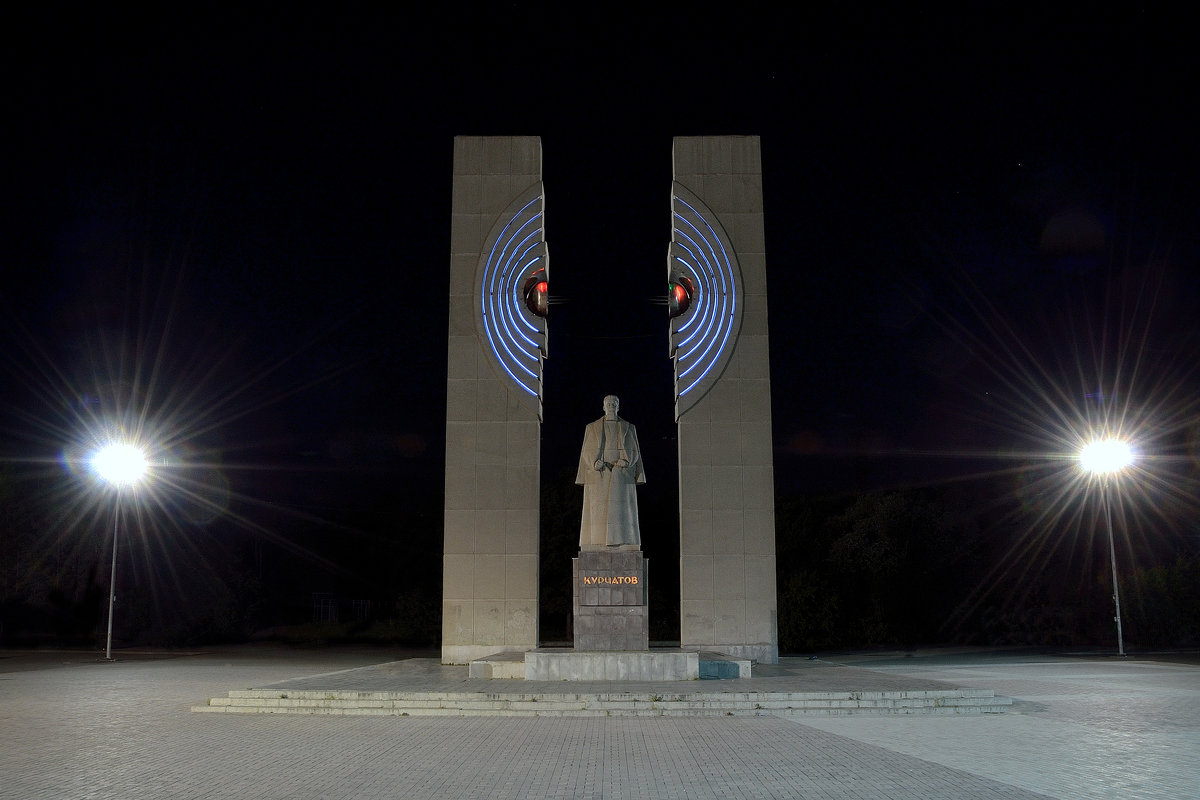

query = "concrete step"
[[470, 650, 753, 681], [193, 687, 1011, 717]]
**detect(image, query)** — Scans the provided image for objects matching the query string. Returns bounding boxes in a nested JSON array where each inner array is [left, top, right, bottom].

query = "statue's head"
[[602, 395, 619, 416]]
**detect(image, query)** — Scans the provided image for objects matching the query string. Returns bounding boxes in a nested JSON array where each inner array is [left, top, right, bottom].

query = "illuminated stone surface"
[[442, 135, 777, 665], [576, 395, 645, 549], [573, 550, 649, 651], [673, 136, 778, 663], [442, 136, 544, 664], [524, 649, 698, 681]]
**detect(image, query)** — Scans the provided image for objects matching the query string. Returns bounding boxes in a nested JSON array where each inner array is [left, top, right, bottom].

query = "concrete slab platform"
[[469, 649, 752, 681], [3, 645, 1196, 798], [468, 651, 525, 679], [525, 649, 698, 680]]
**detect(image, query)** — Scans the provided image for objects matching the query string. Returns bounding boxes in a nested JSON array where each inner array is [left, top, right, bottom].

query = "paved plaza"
[[1, 645, 1195, 799]]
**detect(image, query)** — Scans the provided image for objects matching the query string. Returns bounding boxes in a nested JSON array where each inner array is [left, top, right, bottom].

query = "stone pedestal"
[[524, 649, 694, 680], [573, 550, 648, 651]]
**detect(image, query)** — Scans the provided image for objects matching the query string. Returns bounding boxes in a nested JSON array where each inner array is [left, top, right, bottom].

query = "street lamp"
[[1079, 437, 1133, 656], [91, 442, 147, 660]]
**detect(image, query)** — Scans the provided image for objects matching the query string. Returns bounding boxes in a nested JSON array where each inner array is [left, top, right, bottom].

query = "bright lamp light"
[[1079, 439, 1133, 475], [92, 443, 148, 487]]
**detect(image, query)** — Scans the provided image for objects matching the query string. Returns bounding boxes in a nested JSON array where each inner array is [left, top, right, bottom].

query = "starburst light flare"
[[91, 443, 148, 488], [1079, 439, 1133, 475]]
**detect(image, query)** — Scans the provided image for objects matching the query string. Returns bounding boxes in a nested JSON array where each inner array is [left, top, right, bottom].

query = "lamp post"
[[91, 442, 147, 660], [1079, 438, 1133, 656]]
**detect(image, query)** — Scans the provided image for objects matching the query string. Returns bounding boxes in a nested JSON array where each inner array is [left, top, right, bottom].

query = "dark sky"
[[4, 7, 1199, 604]]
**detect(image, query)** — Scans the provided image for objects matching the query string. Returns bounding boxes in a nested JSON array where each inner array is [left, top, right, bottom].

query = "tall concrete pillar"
[[442, 136, 546, 664], [670, 135, 778, 663]]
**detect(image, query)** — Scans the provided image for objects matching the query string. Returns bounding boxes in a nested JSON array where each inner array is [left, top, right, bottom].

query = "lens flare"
[[1079, 439, 1133, 474], [91, 443, 148, 487]]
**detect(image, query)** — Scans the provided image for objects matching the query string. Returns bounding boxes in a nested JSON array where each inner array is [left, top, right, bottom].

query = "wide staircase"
[[194, 686, 1010, 717]]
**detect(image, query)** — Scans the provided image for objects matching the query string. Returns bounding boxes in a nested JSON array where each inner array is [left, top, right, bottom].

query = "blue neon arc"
[[672, 206, 733, 364], [513, 254, 545, 334], [673, 243, 718, 351], [672, 255, 703, 335], [489, 250, 541, 348], [500, 234, 543, 348], [672, 253, 717, 351], [484, 245, 538, 378], [484, 216, 540, 304], [677, 199, 733, 277], [681, 267, 730, 375], [680, 290, 731, 380], [674, 214, 732, 373], [681, 323, 735, 394], [475, 188, 547, 404], [669, 184, 742, 412]]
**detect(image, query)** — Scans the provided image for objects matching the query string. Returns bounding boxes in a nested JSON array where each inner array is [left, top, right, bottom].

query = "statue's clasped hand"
[[593, 458, 630, 472]]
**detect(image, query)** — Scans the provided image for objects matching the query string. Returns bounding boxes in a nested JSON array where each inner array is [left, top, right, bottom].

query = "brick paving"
[[1, 645, 1194, 798], [801, 651, 1200, 800]]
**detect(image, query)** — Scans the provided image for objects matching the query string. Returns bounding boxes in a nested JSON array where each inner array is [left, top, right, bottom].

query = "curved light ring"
[[672, 265, 709, 350], [672, 242, 720, 351], [474, 183, 548, 414], [674, 269, 717, 361], [670, 245, 718, 359], [673, 212, 730, 359], [671, 254, 704, 335], [483, 279, 536, 381], [501, 241, 542, 346], [670, 252, 706, 341], [485, 215, 541, 355], [673, 225, 725, 368], [674, 227, 729, 375], [496, 231, 543, 345], [496, 231, 544, 353], [484, 222, 539, 377], [677, 199, 732, 288], [668, 182, 743, 418], [509, 244, 548, 339], [684, 312, 736, 391], [672, 239, 719, 349], [484, 242, 538, 378], [512, 254, 546, 334], [511, 243, 549, 342]]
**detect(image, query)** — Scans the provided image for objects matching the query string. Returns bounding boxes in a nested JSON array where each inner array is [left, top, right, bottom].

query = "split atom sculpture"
[[442, 136, 778, 665]]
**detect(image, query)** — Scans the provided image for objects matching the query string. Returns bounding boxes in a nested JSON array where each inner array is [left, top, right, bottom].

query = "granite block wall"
[[673, 136, 779, 663], [442, 136, 544, 664]]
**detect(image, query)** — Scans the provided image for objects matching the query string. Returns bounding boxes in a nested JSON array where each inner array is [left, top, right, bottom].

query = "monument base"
[[525, 649, 697, 681], [573, 549, 648, 651], [467, 649, 751, 680]]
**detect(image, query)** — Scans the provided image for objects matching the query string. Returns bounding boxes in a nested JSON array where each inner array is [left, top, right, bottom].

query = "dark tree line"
[[775, 482, 1200, 653], [3, 460, 1197, 651]]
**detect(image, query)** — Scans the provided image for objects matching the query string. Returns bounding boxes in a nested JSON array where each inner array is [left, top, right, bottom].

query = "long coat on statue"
[[575, 415, 646, 547]]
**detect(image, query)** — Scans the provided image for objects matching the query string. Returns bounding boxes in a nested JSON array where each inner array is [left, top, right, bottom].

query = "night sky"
[[3, 7, 1198, 645]]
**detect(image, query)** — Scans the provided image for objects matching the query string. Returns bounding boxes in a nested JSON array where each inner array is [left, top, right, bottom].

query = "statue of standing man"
[[577, 395, 645, 549]]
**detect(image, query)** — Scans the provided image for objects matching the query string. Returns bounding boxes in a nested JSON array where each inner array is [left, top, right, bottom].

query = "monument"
[[444, 135, 775, 676], [671, 136, 779, 664], [573, 396, 649, 651], [577, 395, 644, 549], [441, 137, 546, 665]]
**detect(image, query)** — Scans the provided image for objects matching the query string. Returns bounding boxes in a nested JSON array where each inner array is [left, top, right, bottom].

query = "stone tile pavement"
[[802, 651, 1200, 800], [1, 644, 1194, 799]]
